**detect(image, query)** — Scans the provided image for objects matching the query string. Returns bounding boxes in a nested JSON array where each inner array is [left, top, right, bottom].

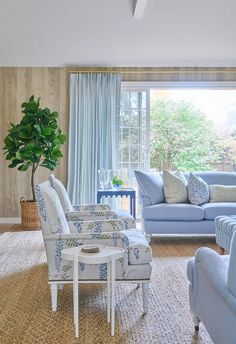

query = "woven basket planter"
[[20, 198, 41, 230]]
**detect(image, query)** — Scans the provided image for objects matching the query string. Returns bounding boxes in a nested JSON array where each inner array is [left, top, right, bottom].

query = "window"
[[119, 88, 150, 181], [119, 82, 236, 215]]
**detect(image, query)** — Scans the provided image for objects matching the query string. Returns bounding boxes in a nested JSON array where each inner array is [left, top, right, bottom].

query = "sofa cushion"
[[209, 185, 236, 203], [142, 203, 204, 221], [188, 172, 209, 205], [134, 170, 164, 205], [162, 170, 188, 203], [122, 230, 152, 265], [202, 203, 236, 220]]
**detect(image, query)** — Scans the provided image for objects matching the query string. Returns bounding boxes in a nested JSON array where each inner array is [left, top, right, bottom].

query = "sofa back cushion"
[[134, 170, 164, 206], [188, 173, 209, 205], [194, 172, 236, 186], [209, 185, 236, 203], [163, 170, 188, 203]]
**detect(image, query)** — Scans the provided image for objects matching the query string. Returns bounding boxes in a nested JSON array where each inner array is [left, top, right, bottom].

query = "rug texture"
[[0, 231, 216, 344]]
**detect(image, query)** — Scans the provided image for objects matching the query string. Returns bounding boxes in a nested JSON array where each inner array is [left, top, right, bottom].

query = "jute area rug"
[[0, 231, 217, 344]]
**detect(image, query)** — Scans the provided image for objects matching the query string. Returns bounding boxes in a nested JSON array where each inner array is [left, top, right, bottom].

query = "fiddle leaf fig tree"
[[3, 95, 66, 201]]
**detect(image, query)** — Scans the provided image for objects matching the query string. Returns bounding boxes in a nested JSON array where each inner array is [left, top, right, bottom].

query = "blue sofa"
[[187, 232, 236, 344], [135, 171, 236, 235]]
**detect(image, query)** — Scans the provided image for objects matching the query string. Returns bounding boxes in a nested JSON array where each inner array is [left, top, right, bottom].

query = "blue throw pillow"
[[134, 170, 164, 206], [188, 172, 209, 205]]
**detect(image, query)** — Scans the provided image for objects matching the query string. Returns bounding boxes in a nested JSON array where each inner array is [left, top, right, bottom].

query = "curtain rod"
[[69, 69, 236, 74]]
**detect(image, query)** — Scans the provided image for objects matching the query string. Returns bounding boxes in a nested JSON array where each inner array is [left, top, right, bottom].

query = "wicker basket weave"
[[20, 197, 41, 230]]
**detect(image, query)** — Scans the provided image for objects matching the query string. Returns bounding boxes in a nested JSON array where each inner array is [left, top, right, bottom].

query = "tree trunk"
[[31, 164, 35, 201]]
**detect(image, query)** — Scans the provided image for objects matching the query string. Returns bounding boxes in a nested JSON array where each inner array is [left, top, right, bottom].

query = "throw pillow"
[[209, 185, 236, 202], [134, 170, 164, 206], [162, 170, 188, 203], [188, 172, 209, 205]]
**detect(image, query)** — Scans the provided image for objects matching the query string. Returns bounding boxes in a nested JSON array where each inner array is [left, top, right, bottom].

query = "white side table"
[[62, 245, 124, 338]]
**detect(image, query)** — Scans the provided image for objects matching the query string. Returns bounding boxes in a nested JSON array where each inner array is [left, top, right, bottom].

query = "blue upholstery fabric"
[[144, 220, 215, 234], [187, 244, 236, 344], [135, 171, 236, 234], [228, 232, 236, 297], [201, 202, 236, 220], [134, 170, 164, 206], [215, 215, 236, 252], [194, 171, 236, 185], [188, 173, 209, 205], [142, 203, 204, 221]]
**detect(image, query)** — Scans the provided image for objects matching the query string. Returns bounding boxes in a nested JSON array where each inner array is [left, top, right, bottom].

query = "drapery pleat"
[[67, 73, 121, 204]]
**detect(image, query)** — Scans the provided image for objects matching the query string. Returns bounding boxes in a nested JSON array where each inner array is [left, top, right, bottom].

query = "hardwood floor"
[[0, 224, 37, 233]]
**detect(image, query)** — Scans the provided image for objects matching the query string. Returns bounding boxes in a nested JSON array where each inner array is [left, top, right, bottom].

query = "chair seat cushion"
[[142, 203, 204, 221], [202, 203, 236, 220], [122, 230, 152, 265]]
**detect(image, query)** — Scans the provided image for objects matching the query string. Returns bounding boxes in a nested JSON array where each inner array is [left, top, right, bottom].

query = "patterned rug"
[[0, 231, 216, 344]]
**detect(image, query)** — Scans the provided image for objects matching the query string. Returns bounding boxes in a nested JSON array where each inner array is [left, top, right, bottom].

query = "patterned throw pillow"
[[162, 170, 188, 203], [188, 173, 209, 205]]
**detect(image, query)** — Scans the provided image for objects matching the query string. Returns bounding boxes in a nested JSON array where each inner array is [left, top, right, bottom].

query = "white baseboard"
[[0, 217, 21, 224]]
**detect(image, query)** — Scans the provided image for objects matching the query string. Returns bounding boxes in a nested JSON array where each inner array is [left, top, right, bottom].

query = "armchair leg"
[[218, 245, 225, 255], [142, 282, 149, 314], [193, 314, 200, 331], [51, 283, 58, 312]]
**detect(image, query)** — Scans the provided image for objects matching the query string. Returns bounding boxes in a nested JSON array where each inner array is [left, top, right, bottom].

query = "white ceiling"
[[0, 0, 236, 67]]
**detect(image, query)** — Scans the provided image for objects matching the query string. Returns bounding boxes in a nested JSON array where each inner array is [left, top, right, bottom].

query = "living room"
[[1, 1, 236, 343]]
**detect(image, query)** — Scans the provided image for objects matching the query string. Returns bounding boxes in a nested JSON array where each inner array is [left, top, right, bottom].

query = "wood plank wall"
[[1, 67, 236, 217], [0, 68, 68, 217]]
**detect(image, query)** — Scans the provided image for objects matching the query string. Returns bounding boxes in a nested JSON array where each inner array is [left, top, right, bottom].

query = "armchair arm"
[[73, 204, 111, 211], [68, 219, 125, 234], [121, 217, 136, 229], [43, 231, 130, 280], [65, 210, 117, 222], [195, 247, 236, 312]]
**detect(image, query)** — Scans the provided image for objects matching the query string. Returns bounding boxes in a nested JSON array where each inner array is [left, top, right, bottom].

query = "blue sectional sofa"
[[135, 171, 236, 235]]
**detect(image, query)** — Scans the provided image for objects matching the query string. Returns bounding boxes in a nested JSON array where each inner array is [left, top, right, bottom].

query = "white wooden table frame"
[[62, 245, 124, 338]]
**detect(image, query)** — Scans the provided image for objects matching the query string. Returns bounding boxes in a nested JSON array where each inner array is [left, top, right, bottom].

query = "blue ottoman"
[[215, 215, 236, 253]]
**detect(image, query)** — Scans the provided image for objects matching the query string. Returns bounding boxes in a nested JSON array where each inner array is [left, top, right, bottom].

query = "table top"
[[62, 245, 124, 264]]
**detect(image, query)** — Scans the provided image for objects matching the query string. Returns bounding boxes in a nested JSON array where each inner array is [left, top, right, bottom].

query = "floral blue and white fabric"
[[69, 219, 124, 234], [65, 210, 117, 222], [35, 181, 70, 236], [188, 173, 209, 205]]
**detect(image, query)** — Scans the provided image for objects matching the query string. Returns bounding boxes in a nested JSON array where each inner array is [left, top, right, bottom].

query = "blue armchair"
[[187, 232, 236, 344]]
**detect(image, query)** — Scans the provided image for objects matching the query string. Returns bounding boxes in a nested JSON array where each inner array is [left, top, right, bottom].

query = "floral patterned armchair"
[[35, 181, 152, 314], [48, 174, 136, 229]]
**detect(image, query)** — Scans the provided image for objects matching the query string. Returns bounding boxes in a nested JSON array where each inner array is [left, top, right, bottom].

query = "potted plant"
[[3, 95, 66, 229], [112, 176, 124, 190]]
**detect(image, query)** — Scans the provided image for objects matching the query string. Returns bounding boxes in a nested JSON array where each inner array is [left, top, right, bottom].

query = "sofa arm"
[[68, 219, 125, 234], [65, 210, 117, 221], [195, 247, 236, 312], [73, 204, 111, 211]]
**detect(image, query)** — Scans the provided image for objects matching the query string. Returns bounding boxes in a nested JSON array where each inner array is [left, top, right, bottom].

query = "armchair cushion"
[[73, 204, 111, 211], [65, 210, 117, 222], [68, 219, 124, 234]]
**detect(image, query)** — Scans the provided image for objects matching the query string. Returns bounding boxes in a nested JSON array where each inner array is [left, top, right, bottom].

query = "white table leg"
[[111, 258, 115, 336], [73, 257, 79, 338], [107, 261, 111, 323]]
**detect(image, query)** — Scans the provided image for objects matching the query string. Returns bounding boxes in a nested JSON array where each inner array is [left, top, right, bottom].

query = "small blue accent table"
[[97, 188, 136, 219]]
